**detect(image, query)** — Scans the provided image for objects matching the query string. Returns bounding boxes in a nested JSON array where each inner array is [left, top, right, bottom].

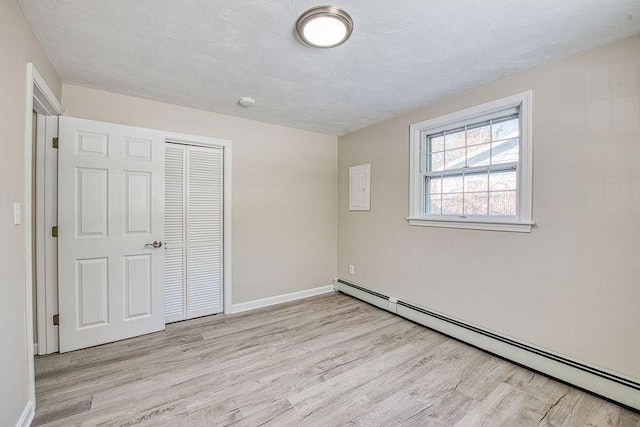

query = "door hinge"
[[51, 226, 58, 238], [52, 137, 59, 149], [52, 314, 59, 326]]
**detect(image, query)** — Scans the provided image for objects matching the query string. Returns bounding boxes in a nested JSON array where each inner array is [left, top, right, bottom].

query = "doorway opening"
[[24, 63, 62, 418]]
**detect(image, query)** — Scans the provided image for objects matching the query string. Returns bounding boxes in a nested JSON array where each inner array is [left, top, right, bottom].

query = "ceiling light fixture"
[[296, 6, 353, 48]]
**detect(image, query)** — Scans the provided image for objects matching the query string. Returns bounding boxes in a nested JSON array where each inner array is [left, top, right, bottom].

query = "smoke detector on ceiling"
[[238, 97, 256, 107]]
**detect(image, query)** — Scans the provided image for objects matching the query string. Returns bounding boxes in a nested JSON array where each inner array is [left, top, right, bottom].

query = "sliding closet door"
[[164, 143, 223, 322]]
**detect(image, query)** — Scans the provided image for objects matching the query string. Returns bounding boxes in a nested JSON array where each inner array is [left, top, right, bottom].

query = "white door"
[[58, 117, 165, 352], [165, 142, 223, 322]]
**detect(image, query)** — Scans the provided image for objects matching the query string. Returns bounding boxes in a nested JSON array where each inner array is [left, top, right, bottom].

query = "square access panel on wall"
[[349, 163, 370, 211]]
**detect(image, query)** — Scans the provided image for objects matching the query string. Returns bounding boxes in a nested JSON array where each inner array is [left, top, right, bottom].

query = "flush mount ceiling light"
[[296, 6, 354, 48]]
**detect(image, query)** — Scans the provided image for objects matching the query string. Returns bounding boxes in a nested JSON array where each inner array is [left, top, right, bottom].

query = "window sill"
[[407, 217, 535, 233]]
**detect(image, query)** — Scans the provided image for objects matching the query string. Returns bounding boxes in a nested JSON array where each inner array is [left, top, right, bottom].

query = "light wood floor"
[[34, 292, 639, 426]]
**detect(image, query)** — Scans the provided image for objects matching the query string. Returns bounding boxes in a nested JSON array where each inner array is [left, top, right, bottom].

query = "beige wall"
[[62, 85, 338, 304], [338, 36, 640, 380], [0, 0, 62, 424], [3, 3, 636, 423]]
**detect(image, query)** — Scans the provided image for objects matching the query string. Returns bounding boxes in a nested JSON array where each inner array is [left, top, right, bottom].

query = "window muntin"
[[421, 112, 520, 218]]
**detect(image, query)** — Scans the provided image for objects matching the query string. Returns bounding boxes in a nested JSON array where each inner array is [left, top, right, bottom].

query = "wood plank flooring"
[[34, 292, 639, 426]]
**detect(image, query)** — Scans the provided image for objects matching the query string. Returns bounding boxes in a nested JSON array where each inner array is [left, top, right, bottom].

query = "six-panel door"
[[58, 117, 166, 352]]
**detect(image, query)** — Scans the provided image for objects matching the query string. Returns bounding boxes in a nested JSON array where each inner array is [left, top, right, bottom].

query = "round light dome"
[[296, 6, 353, 48]]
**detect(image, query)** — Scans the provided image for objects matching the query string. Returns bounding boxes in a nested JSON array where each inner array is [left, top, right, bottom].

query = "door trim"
[[24, 63, 62, 411], [164, 133, 232, 314], [35, 114, 59, 355]]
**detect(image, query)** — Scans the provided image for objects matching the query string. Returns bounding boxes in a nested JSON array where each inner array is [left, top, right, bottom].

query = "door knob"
[[144, 240, 163, 249]]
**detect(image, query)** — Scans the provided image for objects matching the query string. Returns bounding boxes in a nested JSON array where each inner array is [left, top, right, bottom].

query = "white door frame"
[[35, 114, 60, 355], [165, 133, 233, 314], [24, 63, 62, 411]]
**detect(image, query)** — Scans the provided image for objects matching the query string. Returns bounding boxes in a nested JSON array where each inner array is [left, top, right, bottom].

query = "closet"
[[164, 142, 224, 323]]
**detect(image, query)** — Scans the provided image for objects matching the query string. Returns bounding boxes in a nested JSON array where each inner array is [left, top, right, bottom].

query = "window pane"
[[445, 128, 465, 150], [429, 134, 444, 152], [418, 109, 524, 220], [427, 177, 442, 194], [467, 122, 490, 146], [428, 194, 442, 214], [464, 192, 488, 215], [464, 173, 488, 192], [492, 116, 519, 141], [489, 170, 516, 191], [442, 175, 463, 194], [445, 148, 466, 170], [442, 193, 463, 215], [429, 152, 444, 171], [489, 190, 516, 215], [491, 138, 518, 165], [466, 143, 491, 167]]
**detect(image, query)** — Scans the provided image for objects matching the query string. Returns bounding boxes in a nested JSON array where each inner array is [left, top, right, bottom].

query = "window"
[[408, 91, 533, 232]]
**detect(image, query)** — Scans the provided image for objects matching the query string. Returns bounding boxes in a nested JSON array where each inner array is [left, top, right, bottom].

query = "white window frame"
[[408, 91, 534, 232]]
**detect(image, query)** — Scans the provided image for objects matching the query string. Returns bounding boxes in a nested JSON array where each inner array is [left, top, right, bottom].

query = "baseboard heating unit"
[[334, 278, 640, 411]]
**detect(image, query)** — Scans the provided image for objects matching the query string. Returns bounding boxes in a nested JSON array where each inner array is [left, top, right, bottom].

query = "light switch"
[[13, 202, 22, 225]]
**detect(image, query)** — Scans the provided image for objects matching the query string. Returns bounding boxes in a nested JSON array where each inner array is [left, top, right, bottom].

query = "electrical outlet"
[[349, 264, 355, 275]]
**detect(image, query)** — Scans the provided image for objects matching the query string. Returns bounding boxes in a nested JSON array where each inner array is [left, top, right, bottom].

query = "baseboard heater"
[[334, 278, 640, 411]]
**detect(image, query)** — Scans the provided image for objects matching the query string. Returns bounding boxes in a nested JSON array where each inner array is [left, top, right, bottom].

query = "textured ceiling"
[[19, 0, 640, 135]]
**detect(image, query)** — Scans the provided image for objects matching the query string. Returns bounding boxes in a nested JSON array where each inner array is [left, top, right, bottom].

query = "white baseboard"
[[334, 278, 640, 411], [16, 400, 34, 427], [231, 285, 335, 314]]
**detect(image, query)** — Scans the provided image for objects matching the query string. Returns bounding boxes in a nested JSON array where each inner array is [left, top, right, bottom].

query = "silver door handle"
[[144, 240, 163, 249]]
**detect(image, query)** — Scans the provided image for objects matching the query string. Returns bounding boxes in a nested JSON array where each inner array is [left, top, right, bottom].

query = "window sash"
[[421, 163, 519, 217], [421, 112, 520, 175]]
